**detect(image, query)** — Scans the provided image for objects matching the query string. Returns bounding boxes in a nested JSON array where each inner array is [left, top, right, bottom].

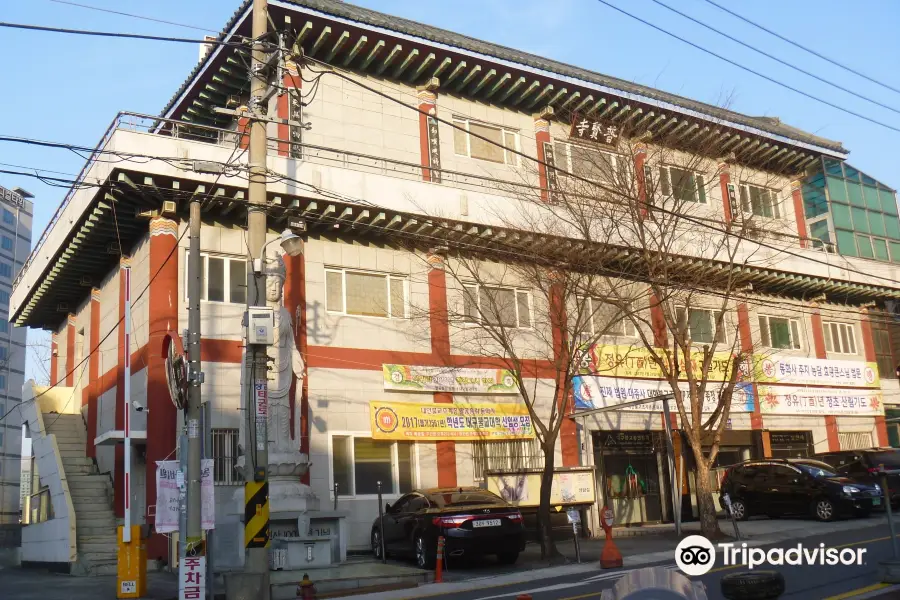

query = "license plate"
[[472, 519, 501, 528], [874, 498, 882, 506]]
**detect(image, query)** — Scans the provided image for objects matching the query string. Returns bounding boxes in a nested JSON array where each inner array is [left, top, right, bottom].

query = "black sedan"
[[371, 487, 526, 568]]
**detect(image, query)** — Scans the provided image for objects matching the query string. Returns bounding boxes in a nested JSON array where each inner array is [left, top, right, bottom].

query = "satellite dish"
[[162, 332, 188, 410]]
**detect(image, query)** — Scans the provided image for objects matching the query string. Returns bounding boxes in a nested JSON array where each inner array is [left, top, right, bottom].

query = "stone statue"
[[264, 255, 305, 456]]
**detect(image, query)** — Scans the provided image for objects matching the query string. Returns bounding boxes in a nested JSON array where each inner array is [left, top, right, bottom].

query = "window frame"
[[758, 314, 803, 350], [0, 263, 11, 279], [2, 210, 13, 225], [872, 323, 896, 380], [576, 296, 637, 340], [552, 141, 619, 184], [324, 267, 409, 319], [658, 165, 707, 204], [740, 182, 782, 219], [211, 428, 243, 485], [823, 320, 858, 355], [183, 251, 248, 305], [473, 438, 542, 482], [329, 433, 417, 499], [675, 305, 728, 344], [452, 117, 519, 165], [462, 282, 533, 329]]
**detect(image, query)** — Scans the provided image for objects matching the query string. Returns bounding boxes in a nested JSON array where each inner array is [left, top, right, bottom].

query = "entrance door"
[[600, 453, 663, 524]]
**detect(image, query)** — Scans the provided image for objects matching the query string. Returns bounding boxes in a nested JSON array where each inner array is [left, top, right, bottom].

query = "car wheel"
[[497, 551, 519, 565], [814, 498, 835, 522], [372, 528, 385, 559], [720, 571, 785, 600], [729, 498, 749, 521], [415, 534, 435, 570]]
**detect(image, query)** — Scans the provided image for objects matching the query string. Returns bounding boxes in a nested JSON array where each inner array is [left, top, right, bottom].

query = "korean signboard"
[[757, 385, 884, 417], [0, 185, 25, 208], [486, 468, 595, 507], [573, 376, 754, 413], [752, 355, 879, 388], [576, 344, 736, 382], [179, 555, 206, 600], [155, 460, 215, 533], [369, 401, 534, 441], [382, 364, 518, 394], [569, 116, 620, 149]]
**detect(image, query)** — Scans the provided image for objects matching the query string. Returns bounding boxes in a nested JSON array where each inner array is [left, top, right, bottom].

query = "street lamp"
[[253, 229, 304, 272]]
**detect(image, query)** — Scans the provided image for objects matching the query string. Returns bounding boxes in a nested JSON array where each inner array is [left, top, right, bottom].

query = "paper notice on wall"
[[156, 460, 215, 533]]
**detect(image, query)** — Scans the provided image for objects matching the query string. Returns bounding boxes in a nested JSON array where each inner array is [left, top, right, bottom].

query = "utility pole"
[[243, 0, 271, 598], [182, 184, 205, 597]]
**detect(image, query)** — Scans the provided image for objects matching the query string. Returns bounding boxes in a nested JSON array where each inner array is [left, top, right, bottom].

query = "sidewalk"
[[0, 568, 178, 600]]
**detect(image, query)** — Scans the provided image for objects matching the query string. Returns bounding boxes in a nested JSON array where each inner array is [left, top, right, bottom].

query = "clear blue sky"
[[2, 0, 899, 381]]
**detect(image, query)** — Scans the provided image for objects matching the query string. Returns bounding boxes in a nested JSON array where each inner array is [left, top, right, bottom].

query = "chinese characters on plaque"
[[427, 115, 442, 183], [569, 116, 620, 148]]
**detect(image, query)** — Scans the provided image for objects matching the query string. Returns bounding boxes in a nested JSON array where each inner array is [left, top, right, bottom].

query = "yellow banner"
[[751, 355, 880, 388], [369, 401, 535, 441], [577, 344, 735, 381]]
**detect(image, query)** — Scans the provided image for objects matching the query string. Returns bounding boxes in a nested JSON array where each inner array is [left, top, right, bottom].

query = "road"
[[412, 523, 900, 600]]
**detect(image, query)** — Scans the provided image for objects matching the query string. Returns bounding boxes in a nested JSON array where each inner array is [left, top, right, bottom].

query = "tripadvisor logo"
[[674, 535, 867, 576]]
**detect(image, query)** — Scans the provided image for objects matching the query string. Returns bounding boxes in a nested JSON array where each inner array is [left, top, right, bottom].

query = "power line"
[[46, 0, 219, 34], [700, 0, 900, 98], [593, 0, 900, 134], [649, 0, 900, 117], [0, 21, 253, 49]]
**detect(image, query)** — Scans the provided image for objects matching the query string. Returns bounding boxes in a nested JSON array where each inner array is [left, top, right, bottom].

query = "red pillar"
[[237, 110, 250, 151], [417, 85, 440, 183], [427, 253, 456, 487], [634, 144, 648, 217], [535, 115, 551, 201], [284, 250, 310, 483], [550, 282, 579, 466], [86, 289, 100, 459], [859, 310, 890, 446], [50, 333, 58, 386], [146, 218, 179, 558], [277, 60, 300, 157], [737, 303, 768, 455], [791, 180, 808, 248], [720, 163, 734, 224], [114, 256, 130, 518], [65, 314, 75, 386], [649, 292, 667, 348]]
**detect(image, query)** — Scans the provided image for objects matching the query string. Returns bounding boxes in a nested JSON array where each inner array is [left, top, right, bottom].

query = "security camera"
[[132, 400, 149, 413]]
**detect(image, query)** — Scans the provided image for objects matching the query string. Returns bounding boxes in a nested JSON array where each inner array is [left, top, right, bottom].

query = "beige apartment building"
[[10, 0, 900, 571]]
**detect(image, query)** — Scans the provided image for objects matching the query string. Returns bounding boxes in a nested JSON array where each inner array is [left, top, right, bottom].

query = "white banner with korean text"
[[155, 460, 215, 533], [758, 385, 884, 416], [573, 376, 755, 413], [753, 355, 880, 388]]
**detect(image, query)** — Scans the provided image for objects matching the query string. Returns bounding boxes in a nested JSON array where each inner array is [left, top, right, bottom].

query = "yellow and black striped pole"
[[244, 480, 269, 550]]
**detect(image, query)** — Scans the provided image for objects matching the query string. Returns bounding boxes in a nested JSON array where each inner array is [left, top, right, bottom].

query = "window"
[[758, 315, 801, 350], [452, 118, 518, 165], [577, 297, 636, 340], [325, 268, 408, 318], [2, 210, 12, 225], [740, 184, 781, 218], [675, 306, 725, 344], [0, 374, 7, 390], [0, 318, 8, 334], [552, 142, 616, 182], [473, 438, 542, 481], [462, 284, 532, 328], [331, 435, 414, 496], [0, 263, 11, 279], [823, 321, 857, 355], [872, 324, 895, 379], [1, 236, 12, 251], [838, 432, 872, 450], [0, 346, 9, 361], [211, 429, 242, 485], [659, 166, 706, 204], [185, 253, 247, 304], [0, 290, 9, 304]]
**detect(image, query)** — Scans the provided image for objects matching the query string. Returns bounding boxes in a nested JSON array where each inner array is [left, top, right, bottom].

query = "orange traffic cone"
[[434, 536, 445, 583], [599, 505, 623, 569]]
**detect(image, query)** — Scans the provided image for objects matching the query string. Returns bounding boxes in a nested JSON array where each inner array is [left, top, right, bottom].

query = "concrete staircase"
[[44, 413, 118, 576]]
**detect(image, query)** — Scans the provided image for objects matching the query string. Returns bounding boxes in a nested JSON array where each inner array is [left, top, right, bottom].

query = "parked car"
[[371, 487, 526, 569], [719, 459, 881, 522], [814, 448, 900, 507]]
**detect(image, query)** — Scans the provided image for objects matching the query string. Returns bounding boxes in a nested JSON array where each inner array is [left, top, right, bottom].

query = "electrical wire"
[[648, 0, 900, 117], [46, 0, 220, 34], [0, 21, 256, 49], [700, 0, 900, 98], [593, 0, 900, 134]]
